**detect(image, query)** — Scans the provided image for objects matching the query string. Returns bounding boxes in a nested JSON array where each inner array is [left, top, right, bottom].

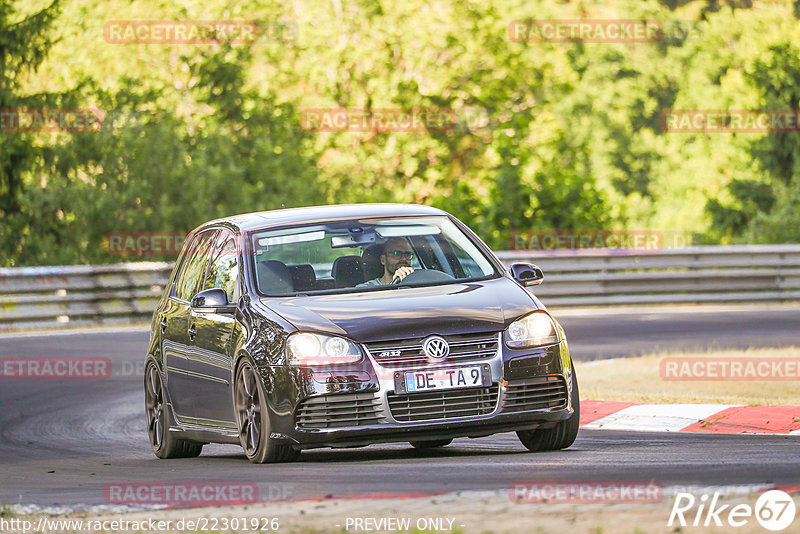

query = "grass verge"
[[576, 347, 800, 405], [0, 502, 15, 517]]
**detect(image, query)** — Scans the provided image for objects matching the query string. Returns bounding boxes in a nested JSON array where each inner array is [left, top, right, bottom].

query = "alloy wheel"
[[235, 362, 262, 457], [145, 364, 165, 450]]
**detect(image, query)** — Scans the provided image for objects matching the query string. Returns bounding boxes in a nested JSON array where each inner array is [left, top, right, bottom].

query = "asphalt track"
[[0, 304, 798, 509]]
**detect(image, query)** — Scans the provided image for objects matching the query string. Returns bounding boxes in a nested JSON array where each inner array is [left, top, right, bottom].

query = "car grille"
[[365, 332, 499, 367], [502, 375, 568, 413], [387, 384, 499, 422], [296, 392, 383, 429]]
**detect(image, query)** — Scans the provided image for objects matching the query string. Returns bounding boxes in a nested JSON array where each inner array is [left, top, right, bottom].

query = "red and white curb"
[[580, 401, 800, 435]]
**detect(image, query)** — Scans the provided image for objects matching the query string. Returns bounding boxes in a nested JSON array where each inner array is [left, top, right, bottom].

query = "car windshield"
[[248, 216, 498, 296]]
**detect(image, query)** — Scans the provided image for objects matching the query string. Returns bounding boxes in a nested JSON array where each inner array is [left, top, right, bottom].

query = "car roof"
[[199, 203, 450, 233]]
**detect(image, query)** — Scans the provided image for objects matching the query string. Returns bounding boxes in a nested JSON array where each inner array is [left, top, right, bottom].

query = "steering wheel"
[[393, 269, 455, 284]]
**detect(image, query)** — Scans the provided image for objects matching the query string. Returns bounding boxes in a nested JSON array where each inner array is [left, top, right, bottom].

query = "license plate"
[[404, 366, 486, 393]]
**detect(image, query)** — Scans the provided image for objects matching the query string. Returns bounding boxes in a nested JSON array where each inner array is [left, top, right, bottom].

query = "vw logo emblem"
[[423, 336, 450, 360]]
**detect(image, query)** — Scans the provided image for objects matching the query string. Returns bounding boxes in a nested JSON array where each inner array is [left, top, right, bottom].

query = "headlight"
[[286, 332, 362, 365], [504, 312, 559, 348]]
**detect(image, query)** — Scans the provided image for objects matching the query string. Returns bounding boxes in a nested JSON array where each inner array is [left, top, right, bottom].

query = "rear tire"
[[409, 438, 453, 449], [144, 362, 203, 459], [517, 366, 580, 452], [235, 359, 300, 463]]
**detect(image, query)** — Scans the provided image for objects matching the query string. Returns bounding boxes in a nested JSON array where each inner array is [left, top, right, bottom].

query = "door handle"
[[160, 318, 167, 334], [188, 323, 197, 342]]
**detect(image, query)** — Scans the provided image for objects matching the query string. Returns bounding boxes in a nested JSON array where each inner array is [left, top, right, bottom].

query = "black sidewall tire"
[[146, 362, 203, 459], [517, 365, 580, 452], [559, 367, 581, 449], [237, 358, 299, 464]]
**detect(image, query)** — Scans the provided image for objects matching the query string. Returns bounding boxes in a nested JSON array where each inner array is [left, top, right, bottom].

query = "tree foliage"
[[2, 0, 799, 266]]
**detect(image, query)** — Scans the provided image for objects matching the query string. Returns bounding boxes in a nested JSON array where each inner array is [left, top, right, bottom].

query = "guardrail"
[[0, 263, 173, 331], [1, 245, 799, 330], [497, 244, 800, 306]]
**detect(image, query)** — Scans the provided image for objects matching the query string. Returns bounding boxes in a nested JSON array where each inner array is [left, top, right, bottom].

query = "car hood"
[[259, 276, 539, 342]]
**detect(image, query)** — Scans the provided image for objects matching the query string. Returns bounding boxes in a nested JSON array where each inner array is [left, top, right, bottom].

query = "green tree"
[[5, 0, 800, 265], [0, 1, 64, 216], [706, 42, 800, 243], [25, 45, 323, 265]]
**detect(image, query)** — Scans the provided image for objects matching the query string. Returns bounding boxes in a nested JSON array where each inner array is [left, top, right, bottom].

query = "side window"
[[171, 233, 200, 297], [448, 240, 481, 277], [204, 231, 239, 302], [175, 231, 217, 301]]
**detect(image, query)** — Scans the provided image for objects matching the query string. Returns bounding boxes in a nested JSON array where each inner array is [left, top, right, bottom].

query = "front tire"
[[144, 362, 203, 459], [235, 359, 299, 463], [517, 366, 580, 452]]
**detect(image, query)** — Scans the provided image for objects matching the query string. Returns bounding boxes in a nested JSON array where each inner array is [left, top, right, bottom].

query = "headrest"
[[331, 255, 364, 288], [289, 264, 316, 291], [256, 260, 293, 294]]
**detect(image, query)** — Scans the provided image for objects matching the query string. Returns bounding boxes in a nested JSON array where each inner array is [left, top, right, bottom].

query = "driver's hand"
[[392, 266, 414, 282]]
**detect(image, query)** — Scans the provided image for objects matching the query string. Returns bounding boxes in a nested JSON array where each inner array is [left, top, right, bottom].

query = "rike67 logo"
[[669, 490, 796, 531]]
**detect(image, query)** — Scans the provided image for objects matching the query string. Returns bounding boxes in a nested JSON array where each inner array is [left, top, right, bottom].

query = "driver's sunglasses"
[[386, 250, 414, 259]]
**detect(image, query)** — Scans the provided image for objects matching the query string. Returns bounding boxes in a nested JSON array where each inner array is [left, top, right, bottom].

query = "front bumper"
[[265, 336, 574, 450], [290, 407, 570, 449]]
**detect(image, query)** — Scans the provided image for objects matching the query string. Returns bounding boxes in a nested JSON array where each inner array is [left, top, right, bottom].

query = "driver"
[[356, 237, 415, 287]]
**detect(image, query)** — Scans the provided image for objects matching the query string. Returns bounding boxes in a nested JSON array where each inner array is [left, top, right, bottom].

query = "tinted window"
[[204, 231, 239, 301], [174, 230, 217, 301]]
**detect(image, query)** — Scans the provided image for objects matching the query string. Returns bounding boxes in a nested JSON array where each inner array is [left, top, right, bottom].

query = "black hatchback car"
[[145, 204, 579, 463]]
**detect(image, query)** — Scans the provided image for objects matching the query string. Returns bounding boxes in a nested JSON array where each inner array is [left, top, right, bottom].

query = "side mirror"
[[191, 288, 235, 312], [510, 263, 544, 287]]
